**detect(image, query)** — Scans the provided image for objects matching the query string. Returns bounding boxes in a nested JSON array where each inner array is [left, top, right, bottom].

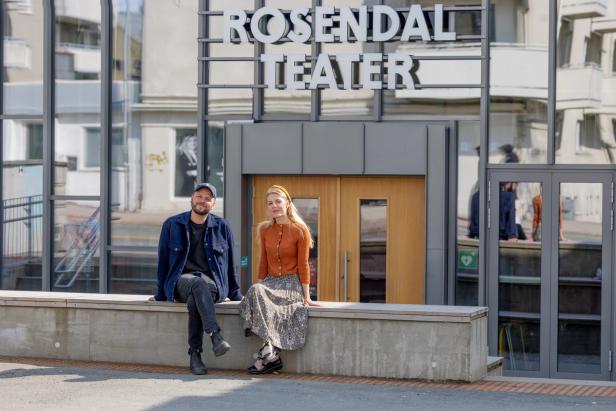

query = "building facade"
[[2, 0, 616, 380]]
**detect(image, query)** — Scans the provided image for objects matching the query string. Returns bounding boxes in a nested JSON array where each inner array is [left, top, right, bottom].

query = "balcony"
[[556, 65, 603, 110], [56, 43, 100, 74], [591, 17, 616, 33], [394, 43, 549, 102], [54, 0, 101, 24], [490, 44, 548, 100], [560, 0, 608, 19], [3, 38, 30, 69], [601, 77, 616, 106]]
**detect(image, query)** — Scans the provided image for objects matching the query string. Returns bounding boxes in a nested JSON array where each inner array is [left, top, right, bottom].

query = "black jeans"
[[174, 273, 220, 352]]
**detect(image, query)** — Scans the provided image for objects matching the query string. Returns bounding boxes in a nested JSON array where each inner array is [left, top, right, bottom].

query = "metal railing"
[[2, 195, 43, 262], [53, 207, 100, 289]]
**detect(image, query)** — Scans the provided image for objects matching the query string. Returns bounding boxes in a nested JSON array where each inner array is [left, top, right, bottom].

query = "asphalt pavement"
[[1, 361, 616, 411]]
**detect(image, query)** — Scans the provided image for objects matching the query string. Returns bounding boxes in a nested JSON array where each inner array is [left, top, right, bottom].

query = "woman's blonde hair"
[[258, 185, 314, 248]]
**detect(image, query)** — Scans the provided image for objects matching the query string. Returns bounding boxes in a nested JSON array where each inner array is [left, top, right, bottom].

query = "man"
[[149, 182, 242, 375]]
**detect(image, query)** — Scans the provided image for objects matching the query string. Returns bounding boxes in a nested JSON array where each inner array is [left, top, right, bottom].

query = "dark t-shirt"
[[183, 220, 212, 278]]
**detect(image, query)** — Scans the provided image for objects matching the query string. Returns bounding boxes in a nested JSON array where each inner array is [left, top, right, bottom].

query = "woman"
[[239, 185, 319, 374]]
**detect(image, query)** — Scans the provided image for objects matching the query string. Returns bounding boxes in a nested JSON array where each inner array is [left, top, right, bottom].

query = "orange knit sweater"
[[257, 222, 311, 285]]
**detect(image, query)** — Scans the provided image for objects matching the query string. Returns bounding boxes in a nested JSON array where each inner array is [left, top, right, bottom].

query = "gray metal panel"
[[302, 122, 364, 174], [364, 123, 427, 175], [425, 124, 448, 305], [224, 124, 243, 286], [241, 123, 302, 174]]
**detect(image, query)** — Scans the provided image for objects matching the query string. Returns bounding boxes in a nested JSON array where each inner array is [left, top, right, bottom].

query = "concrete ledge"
[[487, 356, 504, 377], [0, 291, 488, 382]]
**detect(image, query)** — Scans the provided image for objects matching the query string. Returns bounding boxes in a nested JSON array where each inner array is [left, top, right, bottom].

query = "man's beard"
[[191, 202, 210, 216]]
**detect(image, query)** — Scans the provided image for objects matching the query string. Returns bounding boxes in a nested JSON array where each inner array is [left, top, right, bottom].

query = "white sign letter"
[[260, 54, 284, 88], [309, 54, 338, 89], [288, 8, 312, 43], [315, 6, 335, 43], [400, 5, 431, 41], [286, 54, 307, 90], [337, 53, 360, 89], [340, 6, 367, 42], [387, 54, 414, 90], [223, 9, 248, 43], [250, 7, 287, 44], [362, 53, 383, 89], [372, 6, 400, 42], [434, 4, 456, 41]]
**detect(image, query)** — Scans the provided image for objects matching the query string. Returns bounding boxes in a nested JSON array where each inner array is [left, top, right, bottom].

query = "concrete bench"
[[0, 291, 489, 382]]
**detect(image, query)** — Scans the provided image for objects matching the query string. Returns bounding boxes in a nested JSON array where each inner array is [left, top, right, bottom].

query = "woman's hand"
[[301, 283, 319, 306], [304, 297, 320, 307]]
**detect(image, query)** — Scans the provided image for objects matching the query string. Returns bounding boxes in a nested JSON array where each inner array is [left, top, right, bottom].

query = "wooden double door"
[[252, 176, 425, 304]]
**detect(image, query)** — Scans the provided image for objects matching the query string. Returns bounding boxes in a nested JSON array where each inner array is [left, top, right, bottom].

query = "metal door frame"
[[487, 170, 551, 378], [548, 172, 612, 381], [488, 169, 614, 380]]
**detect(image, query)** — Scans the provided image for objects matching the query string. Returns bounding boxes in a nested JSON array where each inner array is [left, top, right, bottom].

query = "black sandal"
[[248, 357, 283, 375]]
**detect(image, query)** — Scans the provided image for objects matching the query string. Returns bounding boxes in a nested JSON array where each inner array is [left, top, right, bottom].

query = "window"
[[454, 10, 481, 36], [174, 128, 198, 198], [576, 115, 601, 154], [575, 121, 583, 154], [585, 33, 603, 67], [83, 127, 123, 168], [612, 41, 616, 73], [555, 111, 564, 151], [558, 19, 573, 68], [26, 124, 43, 160]]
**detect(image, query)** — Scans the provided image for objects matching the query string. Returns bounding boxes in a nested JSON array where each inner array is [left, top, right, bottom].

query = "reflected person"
[[532, 187, 565, 241]]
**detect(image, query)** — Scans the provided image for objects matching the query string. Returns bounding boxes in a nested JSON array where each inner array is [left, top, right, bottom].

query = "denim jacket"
[[155, 211, 242, 302]]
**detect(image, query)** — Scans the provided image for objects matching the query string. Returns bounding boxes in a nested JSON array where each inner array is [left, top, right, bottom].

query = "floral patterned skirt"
[[239, 274, 308, 351]]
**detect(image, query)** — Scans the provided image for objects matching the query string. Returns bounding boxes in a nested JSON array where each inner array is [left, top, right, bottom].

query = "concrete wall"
[[0, 291, 488, 382]]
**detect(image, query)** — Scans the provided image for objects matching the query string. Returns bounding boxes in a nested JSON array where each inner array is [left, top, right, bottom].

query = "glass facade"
[[489, 0, 549, 164], [3, 0, 616, 381], [556, 2, 616, 164], [383, 0, 481, 118]]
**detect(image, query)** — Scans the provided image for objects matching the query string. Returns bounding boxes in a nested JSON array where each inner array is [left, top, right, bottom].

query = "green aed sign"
[[458, 249, 478, 270]]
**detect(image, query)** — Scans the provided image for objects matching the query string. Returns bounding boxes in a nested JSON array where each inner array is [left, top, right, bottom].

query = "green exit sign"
[[458, 249, 478, 270]]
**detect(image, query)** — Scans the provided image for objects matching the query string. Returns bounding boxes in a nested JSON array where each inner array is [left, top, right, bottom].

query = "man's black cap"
[[193, 182, 216, 197]]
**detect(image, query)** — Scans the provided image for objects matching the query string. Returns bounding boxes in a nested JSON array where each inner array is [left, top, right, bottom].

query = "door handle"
[[343, 250, 349, 302]]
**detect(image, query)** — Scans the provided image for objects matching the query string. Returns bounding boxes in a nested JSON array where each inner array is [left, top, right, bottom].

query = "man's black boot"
[[211, 331, 231, 357], [189, 349, 208, 375]]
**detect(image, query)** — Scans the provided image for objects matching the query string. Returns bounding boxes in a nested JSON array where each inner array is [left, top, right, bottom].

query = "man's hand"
[[148, 296, 156, 301]]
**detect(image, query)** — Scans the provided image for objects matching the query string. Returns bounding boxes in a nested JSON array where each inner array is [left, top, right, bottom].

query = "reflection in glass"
[[360, 199, 386, 303], [294, 198, 318, 300], [320, 0, 374, 118], [489, 0, 548, 164], [2, 120, 43, 290], [110, 251, 158, 295], [53, 201, 100, 292], [262, 30, 312, 115], [3, 0, 44, 115], [558, 183, 602, 373], [206, 122, 225, 201], [498, 182, 542, 371], [456, 121, 480, 305], [54, 0, 101, 196], [110, 0, 201, 251], [383, 0, 481, 117], [556, 5, 615, 164]]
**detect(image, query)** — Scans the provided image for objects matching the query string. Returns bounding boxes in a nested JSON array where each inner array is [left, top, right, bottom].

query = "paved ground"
[[2, 359, 616, 410]]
